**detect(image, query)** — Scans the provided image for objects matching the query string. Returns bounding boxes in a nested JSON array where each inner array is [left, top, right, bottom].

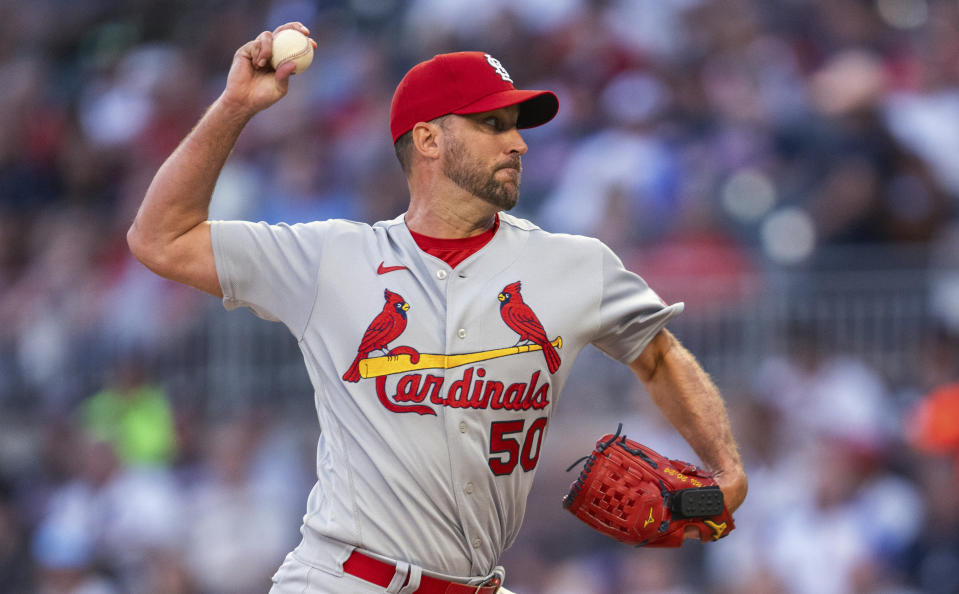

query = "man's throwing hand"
[[220, 22, 316, 115]]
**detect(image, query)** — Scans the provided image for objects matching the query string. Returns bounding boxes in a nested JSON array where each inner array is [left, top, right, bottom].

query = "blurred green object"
[[81, 382, 176, 467]]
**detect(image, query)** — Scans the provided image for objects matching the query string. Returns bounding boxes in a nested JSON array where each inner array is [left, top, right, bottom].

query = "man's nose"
[[506, 127, 528, 155]]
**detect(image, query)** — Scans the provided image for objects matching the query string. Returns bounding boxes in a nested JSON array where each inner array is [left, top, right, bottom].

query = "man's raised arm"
[[126, 22, 314, 297]]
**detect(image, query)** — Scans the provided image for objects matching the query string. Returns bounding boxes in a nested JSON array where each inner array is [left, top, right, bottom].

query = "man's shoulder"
[[498, 212, 540, 233], [499, 212, 603, 250], [300, 217, 373, 231], [265, 215, 407, 243], [283, 217, 382, 239], [212, 218, 386, 253], [213, 217, 371, 231]]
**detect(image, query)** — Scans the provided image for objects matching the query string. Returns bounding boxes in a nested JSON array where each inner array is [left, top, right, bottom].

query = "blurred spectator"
[[626, 222, 759, 312], [913, 324, 959, 396], [539, 71, 679, 249], [2, 209, 107, 410], [32, 515, 119, 594], [753, 324, 896, 451], [905, 458, 959, 594], [704, 398, 797, 594], [930, 223, 959, 334], [732, 328, 924, 593], [33, 432, 183, 592], [80, 355, 176, 467], [183, 416, 301, 594], [0, 474, 33, 591], [802, 49, 950, 250], [762, 435, 922, 594], [908, 380, 959, 477]]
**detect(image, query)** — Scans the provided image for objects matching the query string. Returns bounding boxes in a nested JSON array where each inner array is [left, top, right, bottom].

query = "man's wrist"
[[715, 467, 748, 512], [210, 94, 258, 126]]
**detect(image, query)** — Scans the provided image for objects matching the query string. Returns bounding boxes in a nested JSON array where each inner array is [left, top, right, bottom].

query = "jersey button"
[[459, 421, 467, 433], [457, 328, 467, 339], [472, 538, 481, 549], [436, 270, 448, 280], [464, 482, 474, 495]]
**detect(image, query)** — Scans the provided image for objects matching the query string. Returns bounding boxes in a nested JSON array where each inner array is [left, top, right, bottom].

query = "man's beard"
[[442, 136, 520, 211]]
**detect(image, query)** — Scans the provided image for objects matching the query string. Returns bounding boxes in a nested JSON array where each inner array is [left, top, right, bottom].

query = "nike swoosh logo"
[[377, 262, 409, 275]]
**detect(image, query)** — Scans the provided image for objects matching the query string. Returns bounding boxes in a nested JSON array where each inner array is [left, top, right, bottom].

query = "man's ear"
[[411, 121, 443, 161]]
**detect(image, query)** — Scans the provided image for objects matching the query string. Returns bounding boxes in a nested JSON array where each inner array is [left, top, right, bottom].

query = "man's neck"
[[405, 187, 499, 239]]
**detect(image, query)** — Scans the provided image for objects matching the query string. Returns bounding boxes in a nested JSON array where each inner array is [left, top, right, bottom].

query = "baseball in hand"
[[270, 29, 314, 75]]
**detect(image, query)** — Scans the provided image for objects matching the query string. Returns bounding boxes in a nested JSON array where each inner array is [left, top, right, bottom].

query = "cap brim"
[[452, 89, 559, 129]]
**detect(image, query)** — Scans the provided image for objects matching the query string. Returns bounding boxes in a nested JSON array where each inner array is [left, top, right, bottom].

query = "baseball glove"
[[562, 424, 735, 547]]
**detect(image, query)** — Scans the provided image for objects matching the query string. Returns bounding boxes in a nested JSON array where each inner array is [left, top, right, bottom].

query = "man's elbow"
[[125, 220, 219, 296], [127, 221, 150, 262], [630, 330, 677, 383], [126, 221, 166, 274]]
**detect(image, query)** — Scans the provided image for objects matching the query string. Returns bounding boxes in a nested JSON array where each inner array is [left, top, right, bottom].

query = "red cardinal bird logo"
[[498, 281, 561, 373], [343, 289, 411, 383]]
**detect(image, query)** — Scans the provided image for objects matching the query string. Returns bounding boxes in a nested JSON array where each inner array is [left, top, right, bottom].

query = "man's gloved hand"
[[563, 425, 735, 547]]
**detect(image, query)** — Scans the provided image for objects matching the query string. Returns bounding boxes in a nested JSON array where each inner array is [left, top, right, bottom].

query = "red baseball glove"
[[563, 425, 735, 547]]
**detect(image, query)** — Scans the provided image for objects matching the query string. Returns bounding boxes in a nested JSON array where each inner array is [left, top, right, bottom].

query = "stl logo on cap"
[[389, 51, 558, 143], [485, 54, 513, 83]]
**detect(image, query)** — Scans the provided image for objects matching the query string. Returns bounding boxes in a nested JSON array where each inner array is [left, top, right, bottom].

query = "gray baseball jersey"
[[211, 212, 682, 577]]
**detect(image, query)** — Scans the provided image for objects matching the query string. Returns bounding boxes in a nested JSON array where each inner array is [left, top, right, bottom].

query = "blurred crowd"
[[2, 0, 959, 592]]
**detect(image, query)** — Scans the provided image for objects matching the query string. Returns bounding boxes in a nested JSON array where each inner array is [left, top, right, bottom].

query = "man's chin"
[[480, 190, 518, 211]]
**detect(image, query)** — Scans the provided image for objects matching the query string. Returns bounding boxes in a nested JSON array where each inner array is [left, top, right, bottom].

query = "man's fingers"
[[273, 60, 297, 83], [274, 21, 310, 37], [236, 24, 313, 81], [253, 30, 273, 68]]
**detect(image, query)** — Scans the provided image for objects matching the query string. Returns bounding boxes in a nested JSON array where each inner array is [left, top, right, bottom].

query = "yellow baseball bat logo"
[[359, 337, 563, 379]]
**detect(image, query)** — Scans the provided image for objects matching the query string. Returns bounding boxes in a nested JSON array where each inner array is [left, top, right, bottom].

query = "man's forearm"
[[631, 331, 747, 510], [127, 25, 307, 296], [129, 99, 252, 253]]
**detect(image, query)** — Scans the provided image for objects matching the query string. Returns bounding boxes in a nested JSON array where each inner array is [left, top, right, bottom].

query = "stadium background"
[[1, 0, 959, 592]]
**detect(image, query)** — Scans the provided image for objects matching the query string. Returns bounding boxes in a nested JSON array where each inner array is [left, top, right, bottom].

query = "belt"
[[343, 550, 501, 593]]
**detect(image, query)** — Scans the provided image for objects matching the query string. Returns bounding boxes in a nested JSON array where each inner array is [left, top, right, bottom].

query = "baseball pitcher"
[[128, 22, 747, 594]]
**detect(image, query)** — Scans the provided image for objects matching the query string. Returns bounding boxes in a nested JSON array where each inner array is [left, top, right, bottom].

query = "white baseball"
[[270, 29, 314, 75]]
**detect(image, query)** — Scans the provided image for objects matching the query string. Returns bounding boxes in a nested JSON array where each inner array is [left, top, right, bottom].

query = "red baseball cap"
[[390, 51, 559, 143]]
